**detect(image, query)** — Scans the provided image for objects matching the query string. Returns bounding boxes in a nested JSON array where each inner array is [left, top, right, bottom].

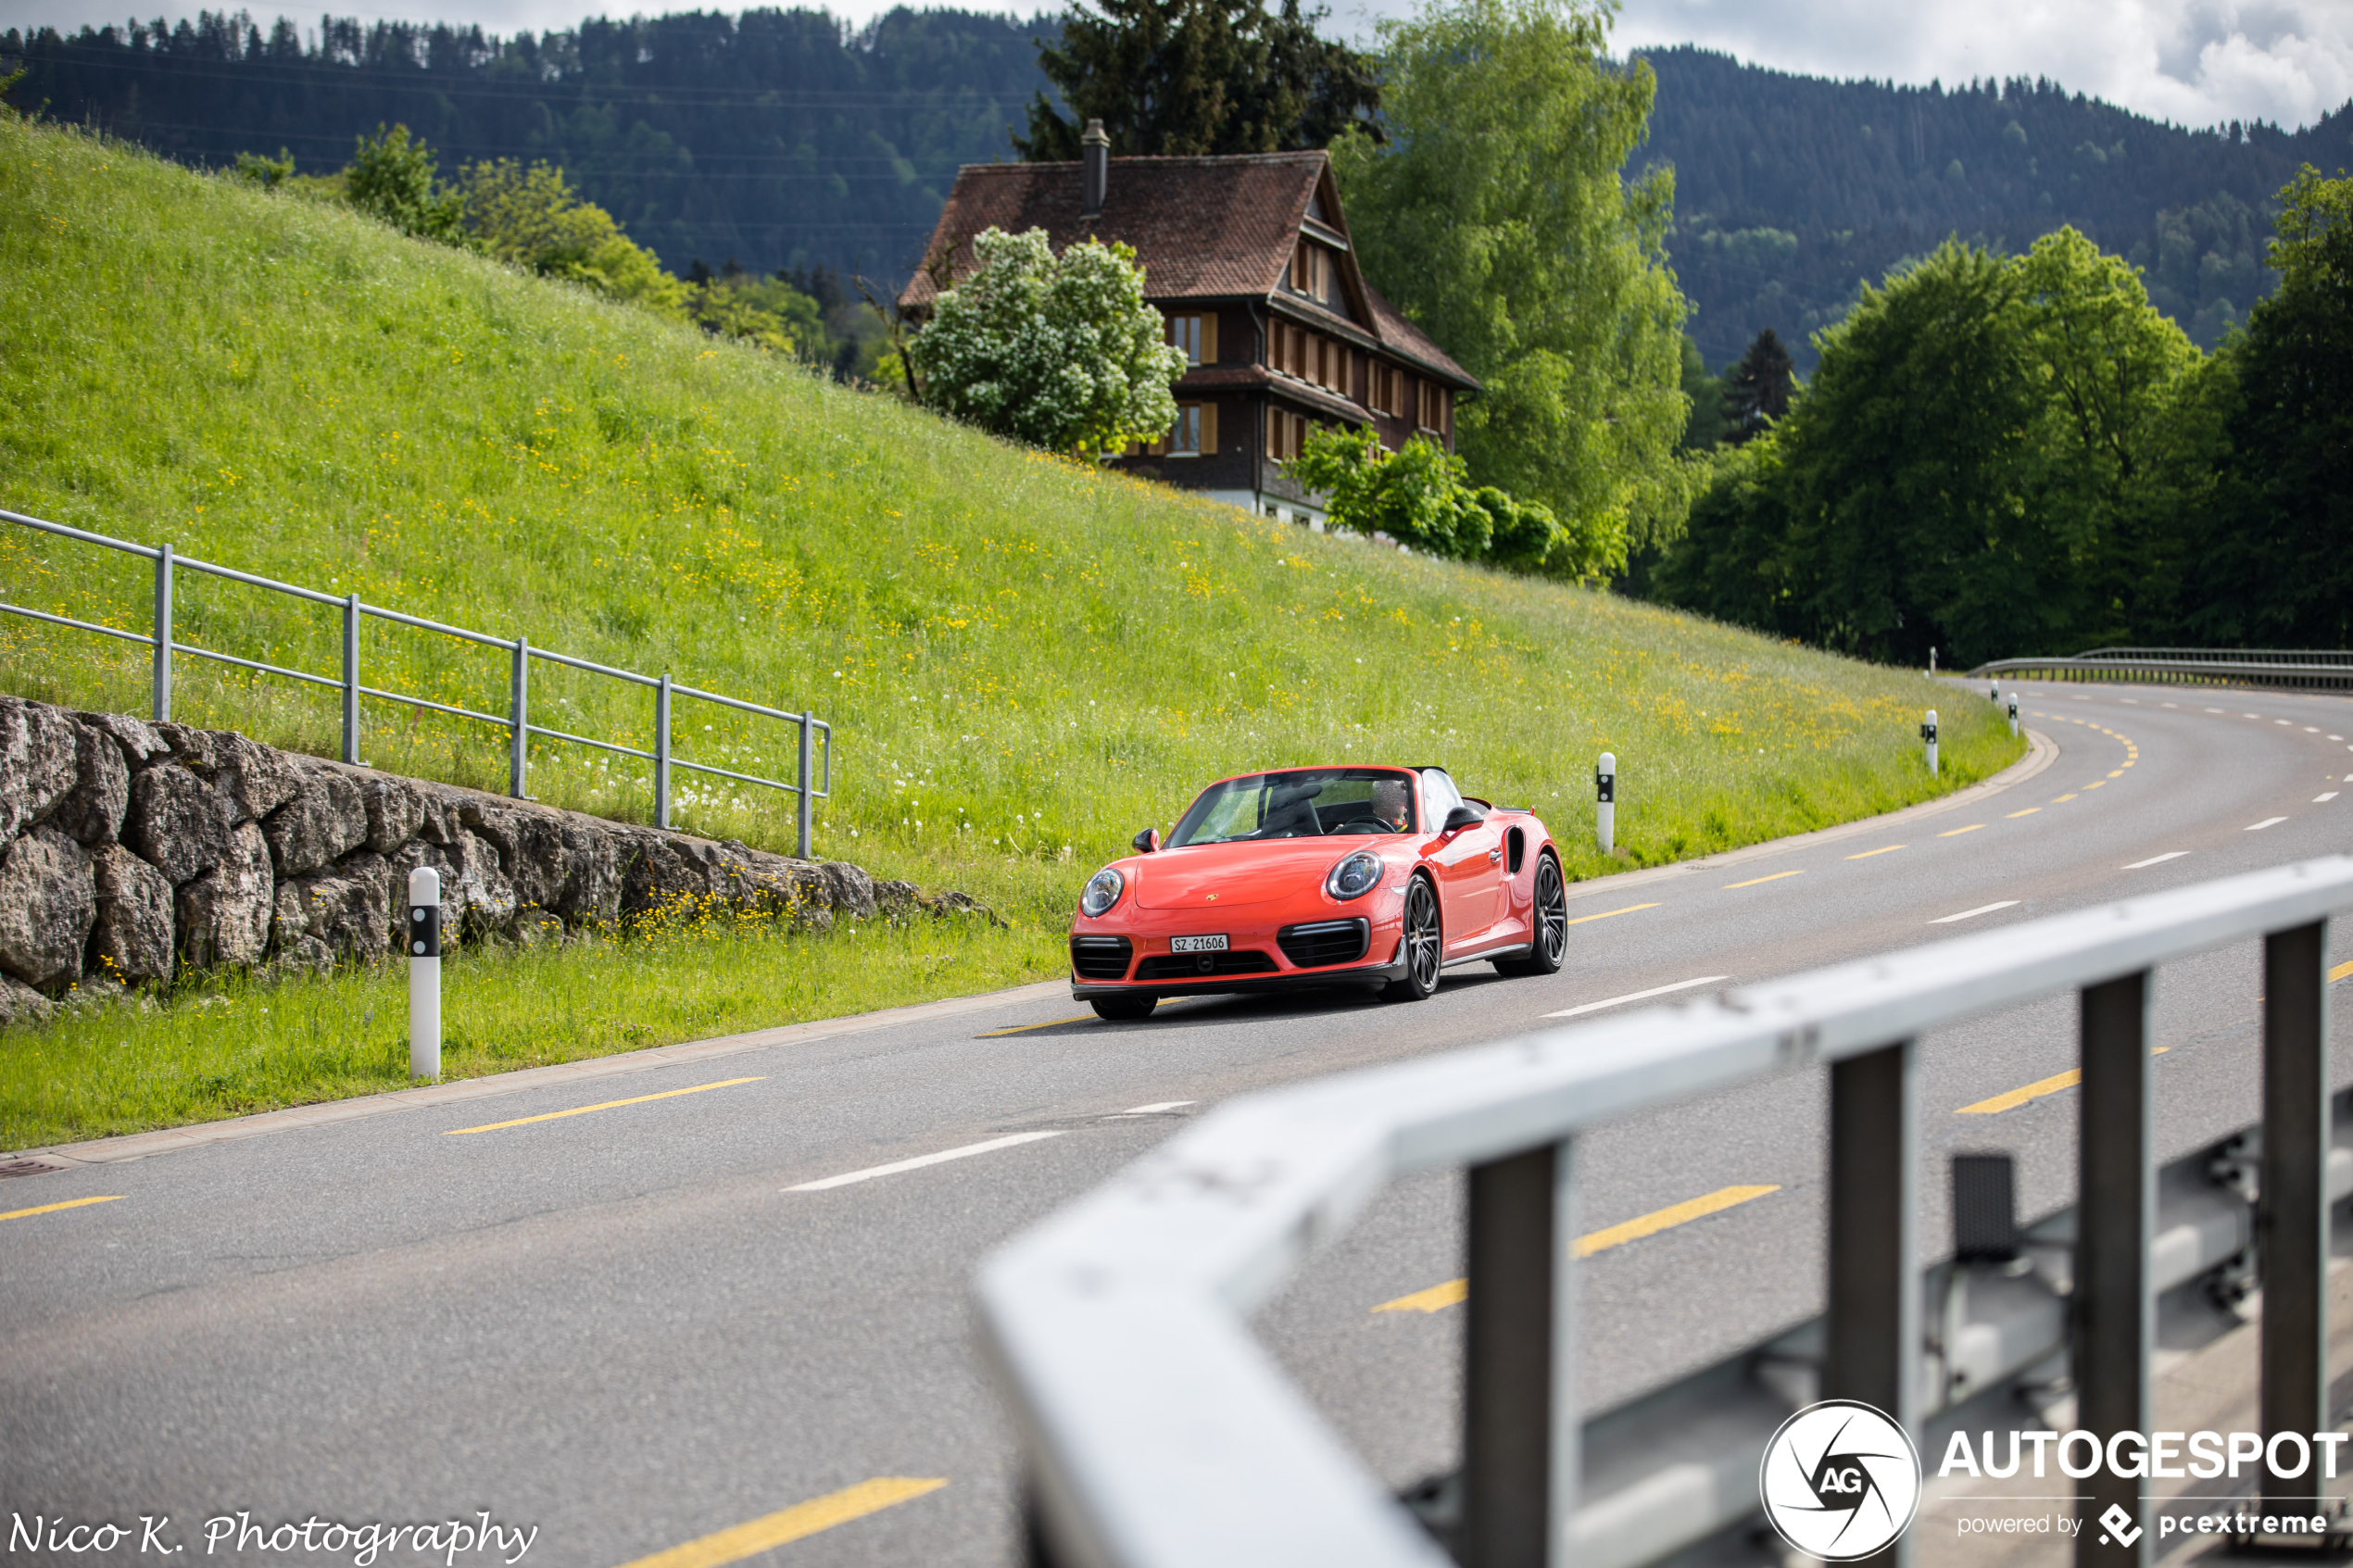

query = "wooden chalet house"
[[899, 120, 1480, 525]]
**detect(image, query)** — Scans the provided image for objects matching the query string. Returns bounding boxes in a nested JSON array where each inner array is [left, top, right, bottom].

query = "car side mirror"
[[1132, 827, 1161, 854], [1442, 805, 1484, 833]]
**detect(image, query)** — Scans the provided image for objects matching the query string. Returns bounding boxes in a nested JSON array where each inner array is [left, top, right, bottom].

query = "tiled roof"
[[901, 152, 1478, 390]]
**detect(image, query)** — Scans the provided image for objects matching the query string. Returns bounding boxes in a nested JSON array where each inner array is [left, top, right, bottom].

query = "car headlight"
[[1326, 849, 1384, 901], [1080, 868, 1125, 917]]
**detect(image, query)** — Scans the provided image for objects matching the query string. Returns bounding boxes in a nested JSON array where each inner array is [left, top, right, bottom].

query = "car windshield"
[[1167, 768, 1418, 846]]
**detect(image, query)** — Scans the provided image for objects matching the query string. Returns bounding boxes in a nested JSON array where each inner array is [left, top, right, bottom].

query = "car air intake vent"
[[1277, 918, 1370, 969], [1135, 949, 1279, 981], [1070, 935, 1134, 981]]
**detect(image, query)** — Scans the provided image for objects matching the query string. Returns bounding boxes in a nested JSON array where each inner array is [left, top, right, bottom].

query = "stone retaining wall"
[[0, 696, 961, 1026]]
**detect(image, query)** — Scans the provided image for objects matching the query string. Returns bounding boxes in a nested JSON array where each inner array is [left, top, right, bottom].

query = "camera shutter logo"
[[1758, 1399, 1922, 1561]]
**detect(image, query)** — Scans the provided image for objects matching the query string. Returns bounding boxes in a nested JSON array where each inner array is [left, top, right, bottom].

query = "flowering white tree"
[[908, 226, 1188, 458]]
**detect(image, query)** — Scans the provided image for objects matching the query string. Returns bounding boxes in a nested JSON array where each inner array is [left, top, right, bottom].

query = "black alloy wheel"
[[1090, 993, 1158, 1022], [1382, 875, 1442, 1001], [1497, 853, 1568, 976]]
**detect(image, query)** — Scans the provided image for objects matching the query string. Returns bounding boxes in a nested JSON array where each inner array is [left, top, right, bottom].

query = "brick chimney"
[[1081, 118, 1110, 220]]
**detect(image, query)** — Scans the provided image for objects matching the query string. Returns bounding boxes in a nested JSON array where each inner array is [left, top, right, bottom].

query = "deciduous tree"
[[907, 226, 1188, 457], [1330, 0, 1690, 558]]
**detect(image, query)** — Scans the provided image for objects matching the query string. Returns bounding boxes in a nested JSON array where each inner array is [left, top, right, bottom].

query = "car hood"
[[1132, 839, 1371, 910]]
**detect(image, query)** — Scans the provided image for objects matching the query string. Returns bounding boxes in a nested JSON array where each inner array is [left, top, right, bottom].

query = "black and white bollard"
[[407, 866, 441, 1080], [1929, 646, 1937, 678], [1989, 682, 1999, 703], [1920, 710, 1940, 778], [1596, 751, 1616, 855], [2007, 695, 2019, 737]]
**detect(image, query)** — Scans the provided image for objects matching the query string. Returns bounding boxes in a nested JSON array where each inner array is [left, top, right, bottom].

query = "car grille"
[[1135, 949, 1279, 981], [1277, 918, 1371, 969], [1070, 935, 1134, 981]]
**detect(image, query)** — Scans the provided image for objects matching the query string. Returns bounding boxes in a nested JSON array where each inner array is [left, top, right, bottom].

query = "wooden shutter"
[[1202, 400, 1218, 455], [1202, 312, 1218, 365]]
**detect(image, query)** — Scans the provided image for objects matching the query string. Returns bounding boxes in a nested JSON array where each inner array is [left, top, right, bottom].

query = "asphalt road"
[[4, 680, 2350, 1568]]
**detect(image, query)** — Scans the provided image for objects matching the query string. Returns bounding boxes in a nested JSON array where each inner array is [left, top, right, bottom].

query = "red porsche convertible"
[[1068, 764, 1569, 1021]]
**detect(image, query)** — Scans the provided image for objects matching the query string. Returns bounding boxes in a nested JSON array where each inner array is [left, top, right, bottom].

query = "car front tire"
[[1380, 875, 1442, 1002]]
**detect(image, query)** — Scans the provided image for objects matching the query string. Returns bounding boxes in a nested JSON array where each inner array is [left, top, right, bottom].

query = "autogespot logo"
[[1760, 1399, 1924, 1561]]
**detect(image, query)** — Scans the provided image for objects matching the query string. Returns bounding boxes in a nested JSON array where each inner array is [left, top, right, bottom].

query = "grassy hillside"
[[0, 118, 2021, 1145]]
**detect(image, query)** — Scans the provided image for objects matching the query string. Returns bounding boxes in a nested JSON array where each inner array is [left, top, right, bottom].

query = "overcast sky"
[[8, 0, 2347, 133]]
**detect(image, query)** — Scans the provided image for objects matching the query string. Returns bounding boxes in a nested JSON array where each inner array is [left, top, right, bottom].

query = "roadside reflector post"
[[408, 867, 442, 1081], [1595, 752, 1616, 856], [1920, 710, 1939, 777], [1989, 682, 1999, 704], [2007, 696, 2019, 737], [1929, 646, 1937, 678]]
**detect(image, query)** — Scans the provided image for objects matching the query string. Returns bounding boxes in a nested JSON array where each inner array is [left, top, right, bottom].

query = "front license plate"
[[1170, 934, 1230, 954]]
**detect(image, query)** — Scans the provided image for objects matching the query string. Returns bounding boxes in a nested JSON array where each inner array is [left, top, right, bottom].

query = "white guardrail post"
[[2008, 694, 2020, 736], [1920, 710, 1938, 777], [655, 673, 673, 831], [1594, 753, 1615, 856], [407, 867, 441, 1080], [341, 591, 361, 765]]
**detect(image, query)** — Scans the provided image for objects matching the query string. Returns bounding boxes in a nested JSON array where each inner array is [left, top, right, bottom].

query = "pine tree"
[[1013, 0, 1379, 160], [1722, 328, 1794, 442]]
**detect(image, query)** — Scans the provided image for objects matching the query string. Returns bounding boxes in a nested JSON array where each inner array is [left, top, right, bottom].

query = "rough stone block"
[[0, 695, 81, 845], [90, 842, 175, 985], [176, 819, 273, 968], [163, 724, 299, 823], [48, 717, 132, 847], [263, 765, 368, 877], [360, 773, 426, 854], [0, 824, 98, 989], [819, 859, 879, 920], [73, 710, 169, 768], [0, 973, 56, 1028], [271, 850, 391, 965], [124, 763, 234, 887]]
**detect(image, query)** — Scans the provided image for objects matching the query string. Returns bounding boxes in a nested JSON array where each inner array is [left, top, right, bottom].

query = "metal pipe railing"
[[1, 508, 832, 856], [1970, 646, 2353, 691], [979, 856, 2353, 1568]]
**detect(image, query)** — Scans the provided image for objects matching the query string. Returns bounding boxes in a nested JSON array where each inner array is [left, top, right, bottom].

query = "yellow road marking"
[[1565, 902, 1660, 925], [1937, 824, 1984, 837], [1375, 1277, 1468, 1313], [446, 1077, 765, 1135], [1958, 1048, 2170, 1114], [2052, 793, 2079, 803], [978, 1016, 1094, 1037], [1372, 1185, 1781, 1313], [1723, 870, 1804, 889], [2333, 960, 2353, 984], [2006, 809, 2041, 818], [611, 1478, 948, 1568], [1845, 845, 1906, 859], [2083, 781, 2107, 790], [1576, 1184, 1780, 1256], [0, 1195, 123, 1224], [2108, 770, 2125, 778]]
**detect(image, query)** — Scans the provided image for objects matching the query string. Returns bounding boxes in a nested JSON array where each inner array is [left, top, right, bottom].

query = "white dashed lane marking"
[[2124, 852, 2189, 869]]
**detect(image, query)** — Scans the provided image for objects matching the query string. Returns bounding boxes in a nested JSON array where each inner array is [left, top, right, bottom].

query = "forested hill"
[[6, 13, 2347, 366], [0, 6, 1049, 282], [1637, 46, 2353, 368]]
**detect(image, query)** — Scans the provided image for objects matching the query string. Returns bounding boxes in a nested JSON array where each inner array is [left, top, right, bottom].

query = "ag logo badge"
[[1758, 1399, 1922, 1561]]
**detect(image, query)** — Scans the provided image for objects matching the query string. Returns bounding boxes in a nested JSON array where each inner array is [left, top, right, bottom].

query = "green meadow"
[[0, 118, 2020, 1145]]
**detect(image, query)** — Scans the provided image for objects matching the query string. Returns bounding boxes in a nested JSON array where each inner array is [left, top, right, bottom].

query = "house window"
[[1416, 381, 1451, 435], [1166, 313, 1216, 366], [1370, 363, 1402, 417], [1267, 406, 1309, 461], [1169, 402, 1217, 456], [1289, 243, 1333, 304]]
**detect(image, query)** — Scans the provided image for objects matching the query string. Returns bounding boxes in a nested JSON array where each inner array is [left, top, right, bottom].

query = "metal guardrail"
[[978, 856, 2353, 1568], [1971, 646, 2353, 691], [1, 508, 830, 856]]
